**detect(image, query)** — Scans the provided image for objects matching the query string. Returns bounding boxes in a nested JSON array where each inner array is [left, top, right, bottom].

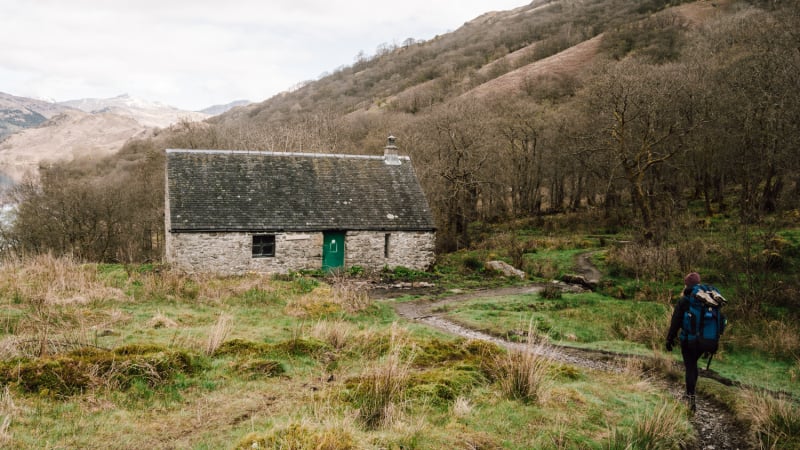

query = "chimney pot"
[[384, 135, 401, 165]]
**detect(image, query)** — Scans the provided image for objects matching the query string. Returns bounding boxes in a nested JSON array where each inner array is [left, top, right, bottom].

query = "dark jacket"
[[666, 286, 693, 344]]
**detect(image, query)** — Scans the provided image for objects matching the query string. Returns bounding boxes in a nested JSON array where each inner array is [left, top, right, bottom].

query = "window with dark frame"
[[252, 235, 276, 257], [384, 233, 391, 258]]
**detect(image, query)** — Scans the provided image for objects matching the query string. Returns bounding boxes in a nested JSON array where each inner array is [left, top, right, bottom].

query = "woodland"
[[3, 0, 799, 294]]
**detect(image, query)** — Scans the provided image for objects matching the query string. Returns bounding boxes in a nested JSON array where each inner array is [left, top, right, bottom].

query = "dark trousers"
[[681, 342, 704, 395]]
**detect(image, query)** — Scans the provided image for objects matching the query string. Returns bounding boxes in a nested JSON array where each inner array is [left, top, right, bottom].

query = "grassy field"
[[443, 292, 800, 398], [0, 223, 798, 450], [0, 256, 700, 449]]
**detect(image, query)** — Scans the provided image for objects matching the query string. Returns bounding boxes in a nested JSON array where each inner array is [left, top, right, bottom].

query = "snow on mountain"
[[58, 94, 209, 128]]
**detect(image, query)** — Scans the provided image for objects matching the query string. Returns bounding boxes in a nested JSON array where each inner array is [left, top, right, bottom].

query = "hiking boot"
[[687, 395, 696, 413]]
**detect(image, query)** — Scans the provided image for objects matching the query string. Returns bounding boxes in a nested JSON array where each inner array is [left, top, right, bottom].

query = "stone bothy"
[[164, 141, 436, 275]]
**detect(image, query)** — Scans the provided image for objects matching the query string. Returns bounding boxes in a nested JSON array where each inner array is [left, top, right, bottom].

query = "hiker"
[[665, 271, 726, 412]]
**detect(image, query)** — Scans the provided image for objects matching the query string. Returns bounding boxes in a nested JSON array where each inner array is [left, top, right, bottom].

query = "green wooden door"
[[322, 231, 345, 271]]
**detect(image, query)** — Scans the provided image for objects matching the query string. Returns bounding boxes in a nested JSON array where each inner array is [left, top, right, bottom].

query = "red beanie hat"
[[684, 272, 701, 287]]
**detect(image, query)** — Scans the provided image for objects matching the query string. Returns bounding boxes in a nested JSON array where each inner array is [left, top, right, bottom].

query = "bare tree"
[[576, 58, 697, 237]]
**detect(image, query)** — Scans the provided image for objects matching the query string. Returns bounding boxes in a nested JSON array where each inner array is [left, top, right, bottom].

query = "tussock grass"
[[491, 324, 551, 404], [605, 400, 693, 449], [310, 320, 354, 350], [739, 319, 800, 360], [205, 313, 233, 356], [235, 419, 357, 450], [331, 282, 373, 313], [0, 254, 126, 306], [451, 395, 473, 418], [613, 309, 672, 349], [286, 281, 374, 318], [0, 386, 15, 446], [349, 324, 414, 428], [0, 346, 199, 397], [145, 310, 178, 329], [740, 390, 800, 449], [605, 243, 679, 283]]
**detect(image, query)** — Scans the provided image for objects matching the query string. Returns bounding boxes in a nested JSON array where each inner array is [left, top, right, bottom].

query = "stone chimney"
[[384, 135, 401, 165]]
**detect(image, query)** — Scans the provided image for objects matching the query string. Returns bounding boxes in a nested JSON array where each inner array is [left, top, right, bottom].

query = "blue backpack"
[[681, 284, 727, 356]]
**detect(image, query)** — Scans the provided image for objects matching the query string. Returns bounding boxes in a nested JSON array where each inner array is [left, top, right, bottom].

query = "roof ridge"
[[166, 148, 410, 160]]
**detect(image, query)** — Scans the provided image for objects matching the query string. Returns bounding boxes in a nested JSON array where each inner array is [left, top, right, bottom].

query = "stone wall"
[[346, 231, 435, 271], [166, 230, 435, 275]]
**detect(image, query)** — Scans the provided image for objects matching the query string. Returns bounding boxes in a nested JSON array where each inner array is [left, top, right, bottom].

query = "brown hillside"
[[0, 110, 151, 182], [462, 34, 603, 100]]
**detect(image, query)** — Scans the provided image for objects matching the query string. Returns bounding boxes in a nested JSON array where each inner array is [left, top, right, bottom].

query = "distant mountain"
[[200, 100, 251, 116], [0, 92, 210, 186], [0, 92, 75, 139], [0, 109, 152, 183], [59, 94, 209, 128]]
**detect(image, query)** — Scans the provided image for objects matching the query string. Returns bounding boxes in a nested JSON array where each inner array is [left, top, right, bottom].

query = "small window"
[[384, 233, 391, 258], [253, 235, 275, 257]]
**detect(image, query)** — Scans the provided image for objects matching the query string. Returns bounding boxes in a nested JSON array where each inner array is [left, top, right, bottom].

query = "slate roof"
[[166, 149, 436, 232]]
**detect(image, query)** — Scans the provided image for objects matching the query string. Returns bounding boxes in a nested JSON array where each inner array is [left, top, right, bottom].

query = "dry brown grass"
[[451, 395, 473, 418], [286, 281, 373, 318], [607, 400, 693, 449], [205, 313, 233, 356], [616, 309, 673, 349], [747, 319, 800, 359], [351, 324, 414, 428], [331, 283, 373, 313], [637, 346, 683, 382], [310, 320, 354, 351], [0, 256, 136, 356], [605, 244, 679, 283], [740, 389, 800, 449], [145, 310, 179, 329], [464, 35, 603, 100], [491, 323, 551, 404], [0, 386, 15, 446]]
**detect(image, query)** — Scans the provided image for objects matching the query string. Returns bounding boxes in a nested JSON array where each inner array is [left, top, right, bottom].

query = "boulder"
[[485, 260, 526, 279]]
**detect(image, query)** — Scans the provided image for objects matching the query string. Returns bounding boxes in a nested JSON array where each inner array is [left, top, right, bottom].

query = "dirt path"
[[382, 255, 752, 449]]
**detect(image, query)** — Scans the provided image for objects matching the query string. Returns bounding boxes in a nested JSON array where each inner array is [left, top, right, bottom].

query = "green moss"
[[273, 337, 330, 357], [0, 347, 202, 398], [407, 366, 486, 406], [231, 358, 286, 379], [213, 338, 273, 357], [234, 422, 356, 450]]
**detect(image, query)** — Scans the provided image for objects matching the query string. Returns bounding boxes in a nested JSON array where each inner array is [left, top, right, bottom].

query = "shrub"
[[604, 244, 678, 283]]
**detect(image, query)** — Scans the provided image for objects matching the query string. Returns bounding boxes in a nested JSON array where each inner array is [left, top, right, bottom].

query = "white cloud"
[[0, 0, 528, 110]]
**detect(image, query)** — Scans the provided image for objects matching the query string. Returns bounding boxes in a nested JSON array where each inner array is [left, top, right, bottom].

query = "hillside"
[[212, 0, 704, 128], [59, 94, 209, 128], [0, 91, 74, 139], [7, 0, 799, 261], [0, 93, 210, 187], [0, 109, 152, 184]]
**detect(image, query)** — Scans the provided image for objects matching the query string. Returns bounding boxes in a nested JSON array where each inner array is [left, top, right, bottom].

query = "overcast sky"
[[0, 1, 528, 111]]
